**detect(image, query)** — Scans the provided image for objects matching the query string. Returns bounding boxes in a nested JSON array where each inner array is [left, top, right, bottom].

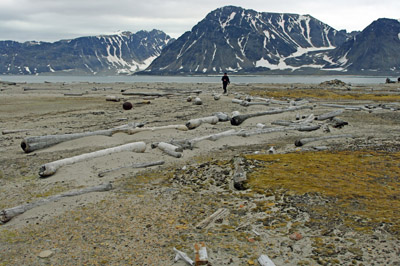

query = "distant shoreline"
[[1, 74, 395, 84]]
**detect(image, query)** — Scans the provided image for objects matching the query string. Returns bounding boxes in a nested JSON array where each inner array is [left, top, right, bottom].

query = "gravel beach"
[[1, 80, 399, 265]]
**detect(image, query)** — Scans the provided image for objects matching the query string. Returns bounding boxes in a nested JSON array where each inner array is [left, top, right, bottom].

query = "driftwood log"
[[231, 105, 312, 126], [186, 116, 219, 130], [295, 134, 353, 147], [2, 129, 33, 135], [20, 122, 145, 153], [0, 182, 112, 224], [21, 129, 115, 153], [116, 124, 188, 134], [195, 208, 230, 229], [213, 112, 230, 122], [98, 160, 165, 177], [106, 95, 121, 102], [239, 124, 320, 137], [153, 142, 183, 158], [39, 141, 146, 177], [315, 109, 344, 121], [330, 117, 349, 128], [233, 157, 247, 190]]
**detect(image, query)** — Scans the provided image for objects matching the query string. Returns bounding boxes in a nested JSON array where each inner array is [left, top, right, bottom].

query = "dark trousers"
[[223, 82, 228, 92]]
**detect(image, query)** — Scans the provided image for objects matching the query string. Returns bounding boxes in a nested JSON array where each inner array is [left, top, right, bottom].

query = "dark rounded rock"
[[122, 102, 133, 110]]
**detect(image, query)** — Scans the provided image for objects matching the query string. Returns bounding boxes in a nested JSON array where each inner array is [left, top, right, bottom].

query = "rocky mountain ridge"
[[0, 30, 173, 75]]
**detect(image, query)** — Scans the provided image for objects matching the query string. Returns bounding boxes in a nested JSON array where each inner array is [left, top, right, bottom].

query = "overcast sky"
[[1, 0, 399, 42]]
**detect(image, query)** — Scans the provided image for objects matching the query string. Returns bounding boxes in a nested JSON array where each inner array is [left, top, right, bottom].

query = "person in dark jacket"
[[221, 73, 230, 94]]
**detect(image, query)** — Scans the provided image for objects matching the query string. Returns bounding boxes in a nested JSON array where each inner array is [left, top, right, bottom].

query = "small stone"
[[289, 232, 303, 241], [38, 250, 53, 258]]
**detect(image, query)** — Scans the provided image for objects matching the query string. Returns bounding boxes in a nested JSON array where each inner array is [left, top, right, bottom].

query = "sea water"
[[0, 74, 396, 84]]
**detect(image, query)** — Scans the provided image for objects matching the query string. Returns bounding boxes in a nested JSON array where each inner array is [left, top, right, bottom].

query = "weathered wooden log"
[[21, 122, 145, 153], [23, 87, 70, 91], [154, 142, 183, 152], [105, 95, 121, 102], [64, 93, 84, 96], [239, 124, 320, 137], [2, 129, 33, 135], [320, 104, 368, 111], [194, 242, 208, 266], [21, 129, 115, 153], [187, 129, 240, 148], [173, 248, 194, 265], [231, 105, 312, 126], [186, 116, 219, 130], [330, 117, 349, 128], [233, 157, 247, 190], [39, 142, 146, 177], [0, 182, 112, 224], [315, 109, 344, 121], [121, 91, 172, 97], [98, 160, 164, 177], [156, 142, 183, 158], [294, 134, 353, 147], [195, 208, 230, 229], [212, 112, 230, 122], [115, 124, 188, 134]]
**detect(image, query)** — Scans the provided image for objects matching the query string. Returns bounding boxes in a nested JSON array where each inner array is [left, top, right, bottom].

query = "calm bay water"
[[0, 75, 395, 84]]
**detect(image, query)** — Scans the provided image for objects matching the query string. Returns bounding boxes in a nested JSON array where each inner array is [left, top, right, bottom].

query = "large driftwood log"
[[231, 105, 312, 126], [152, 142, 183, 158], [187, 129, 239, 148], [186, 116, 219, 130], [320, 103, 369, 111], [315, 109, 344, 121], [21, 129, 114, 153], [115, 124, 188, 134], [239, 124, 320, 137], [39, 141, 146, 177], [23, 87, 70, 91], [295, 134, 353, 147], [21, 122, 145, 153], [121, 91, 172, 97], [0, 182, 112, 224], [98, 160, 165, 177]]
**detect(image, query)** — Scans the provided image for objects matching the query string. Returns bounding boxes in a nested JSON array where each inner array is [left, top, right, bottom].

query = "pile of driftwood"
[[4, 88, 386, 224], [16, 90, 359, 180]]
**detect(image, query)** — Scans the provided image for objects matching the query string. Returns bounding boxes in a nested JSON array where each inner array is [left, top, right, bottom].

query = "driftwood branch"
[[2, 129, 33, 135], [98, 160, 165, 177], [195, 208, 230, 229], [0, 182, 112, 224], [39, 141, 146, 177], [295, 134, 353, 147], [231, 105, 312, 126]]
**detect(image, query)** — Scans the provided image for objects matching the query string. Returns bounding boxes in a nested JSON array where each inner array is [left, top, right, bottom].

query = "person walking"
[[221, 73, 230, 94]]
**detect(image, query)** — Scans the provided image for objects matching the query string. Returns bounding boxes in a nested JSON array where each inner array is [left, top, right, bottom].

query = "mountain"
[[143, 6, 352, 75], [325, 18, 400, 73], [0, 30, 173, 75]]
